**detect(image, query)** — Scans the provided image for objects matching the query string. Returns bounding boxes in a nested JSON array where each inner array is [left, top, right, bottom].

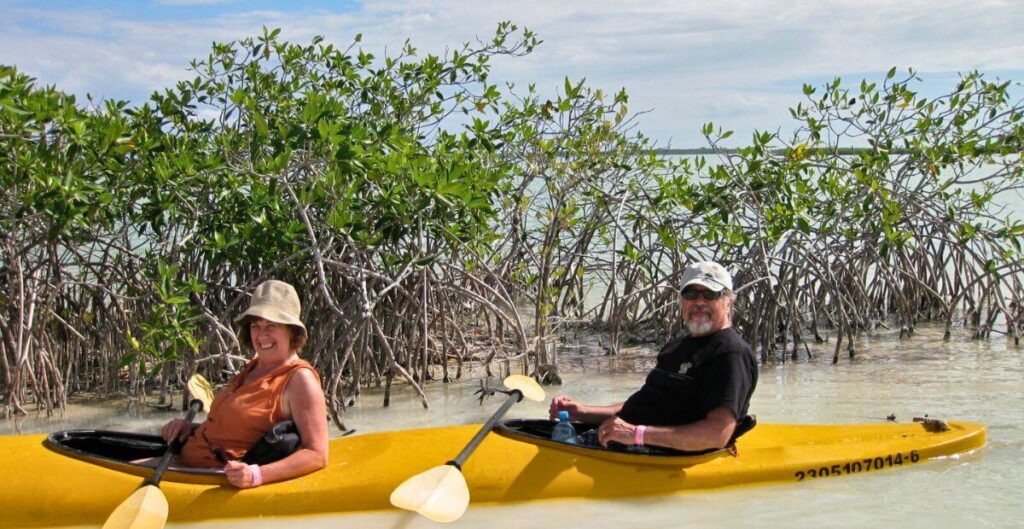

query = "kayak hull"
[[0, 420, 985, 528]]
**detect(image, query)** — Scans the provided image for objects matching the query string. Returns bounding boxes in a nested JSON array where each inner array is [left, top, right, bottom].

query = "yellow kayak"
[[0, 418, 985, 528]]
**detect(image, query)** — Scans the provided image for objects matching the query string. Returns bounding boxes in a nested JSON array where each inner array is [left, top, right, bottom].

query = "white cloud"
[[3, 0, 1021, 145]]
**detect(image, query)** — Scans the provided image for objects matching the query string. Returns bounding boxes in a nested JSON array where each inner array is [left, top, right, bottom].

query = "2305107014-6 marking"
[[794, 450, 921, 481]]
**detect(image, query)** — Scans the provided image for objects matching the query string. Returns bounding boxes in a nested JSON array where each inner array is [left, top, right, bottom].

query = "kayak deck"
[[0, 419, 986, 528]]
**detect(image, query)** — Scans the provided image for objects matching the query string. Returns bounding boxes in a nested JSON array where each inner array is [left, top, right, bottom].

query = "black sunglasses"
[[681, 288, 724, 301]]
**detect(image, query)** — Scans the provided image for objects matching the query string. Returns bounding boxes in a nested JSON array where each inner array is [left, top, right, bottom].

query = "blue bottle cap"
[[558, 410, 569, 421]]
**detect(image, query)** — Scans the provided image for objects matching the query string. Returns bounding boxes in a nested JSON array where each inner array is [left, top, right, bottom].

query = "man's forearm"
[[643, 408, 737, 451], [580, 402, 624, 423]]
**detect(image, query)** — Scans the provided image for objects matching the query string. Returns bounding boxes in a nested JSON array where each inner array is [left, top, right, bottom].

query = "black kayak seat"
[[731, 415, 757, 445]]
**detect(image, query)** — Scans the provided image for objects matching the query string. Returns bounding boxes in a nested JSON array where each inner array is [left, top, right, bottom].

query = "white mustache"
[[687, 307, 713, 318]]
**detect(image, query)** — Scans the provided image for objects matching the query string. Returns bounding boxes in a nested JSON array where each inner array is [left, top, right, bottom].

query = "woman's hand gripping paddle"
[[101, 374, 215, 529], [389, 375, 545, 523]]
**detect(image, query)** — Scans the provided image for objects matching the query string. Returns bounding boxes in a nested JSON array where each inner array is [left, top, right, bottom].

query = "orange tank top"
[[180, 358, 319, 467]]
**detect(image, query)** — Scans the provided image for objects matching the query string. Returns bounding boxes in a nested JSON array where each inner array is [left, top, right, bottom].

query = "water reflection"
[[3, 324, 1021, 528]]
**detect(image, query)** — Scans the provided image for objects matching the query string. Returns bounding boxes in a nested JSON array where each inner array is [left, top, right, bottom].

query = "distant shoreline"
[[652, 147, 914, 155]]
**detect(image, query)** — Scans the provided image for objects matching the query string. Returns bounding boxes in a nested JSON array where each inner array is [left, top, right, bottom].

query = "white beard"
[[685, 318, 714, 336]]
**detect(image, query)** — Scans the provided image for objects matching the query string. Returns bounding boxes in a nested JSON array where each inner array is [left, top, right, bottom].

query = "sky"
[[2, 0, 1022, 147]]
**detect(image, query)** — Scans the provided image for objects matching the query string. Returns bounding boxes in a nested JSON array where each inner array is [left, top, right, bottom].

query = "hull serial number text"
[[794, 451, 921, 481]]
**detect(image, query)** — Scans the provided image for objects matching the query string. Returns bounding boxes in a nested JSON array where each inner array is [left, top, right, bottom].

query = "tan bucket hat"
[[233, 280, 306, 332]]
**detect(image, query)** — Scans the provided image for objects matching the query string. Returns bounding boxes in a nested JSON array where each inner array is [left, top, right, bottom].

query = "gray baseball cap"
[[681, 261, 733, 292]]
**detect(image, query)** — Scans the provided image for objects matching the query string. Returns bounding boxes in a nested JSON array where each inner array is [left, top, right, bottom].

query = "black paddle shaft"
[[448, 390, 523, 469], [142, 398, 204, 487]]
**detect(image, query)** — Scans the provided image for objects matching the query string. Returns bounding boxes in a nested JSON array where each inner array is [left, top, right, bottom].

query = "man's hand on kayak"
[[550, 395, 624, 423], [597, 416, 639, 448], [549, 395, 586, 420]]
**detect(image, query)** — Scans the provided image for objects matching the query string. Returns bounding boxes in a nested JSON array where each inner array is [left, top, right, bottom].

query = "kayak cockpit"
[[44, 429, 225, 483], [493, 419, 739, 466]]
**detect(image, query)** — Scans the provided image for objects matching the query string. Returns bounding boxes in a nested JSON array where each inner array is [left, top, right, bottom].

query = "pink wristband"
[[249, 464, 263, 487], [634, 425, 647, 446]]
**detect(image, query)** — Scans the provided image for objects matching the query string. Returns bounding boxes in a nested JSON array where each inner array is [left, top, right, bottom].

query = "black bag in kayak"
[[242, 420, 301, 465]]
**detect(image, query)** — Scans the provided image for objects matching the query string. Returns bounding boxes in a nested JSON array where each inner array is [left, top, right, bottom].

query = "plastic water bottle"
[[551, 410, 578, 444]]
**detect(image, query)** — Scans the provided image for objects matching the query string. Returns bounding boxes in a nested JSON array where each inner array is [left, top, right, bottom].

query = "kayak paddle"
[[390, 375, 545, 522], [102, 374, 215, 529], [187, 373, 214, 413]]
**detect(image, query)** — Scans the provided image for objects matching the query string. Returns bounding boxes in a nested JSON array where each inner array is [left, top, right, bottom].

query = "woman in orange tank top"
[[161, 280, 329, 488]]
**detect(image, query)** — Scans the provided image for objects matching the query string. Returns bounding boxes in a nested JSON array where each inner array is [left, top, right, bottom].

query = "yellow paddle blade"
[[390, 464, 469, 523], [186, 373, 214, 412], [102, 485, 168, 529], [503, 375, 545, 402]]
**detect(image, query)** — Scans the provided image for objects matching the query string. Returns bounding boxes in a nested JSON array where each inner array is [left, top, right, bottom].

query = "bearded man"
[[549, 261, 758, 451]]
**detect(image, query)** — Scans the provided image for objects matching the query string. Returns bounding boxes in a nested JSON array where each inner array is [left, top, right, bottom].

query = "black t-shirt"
[[617, 327, 757, 426]]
